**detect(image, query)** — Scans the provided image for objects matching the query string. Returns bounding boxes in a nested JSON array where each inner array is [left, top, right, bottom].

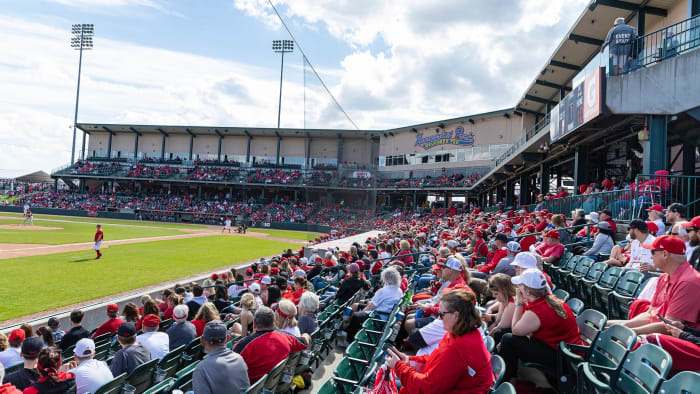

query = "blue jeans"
[[311, 276, 328, 291], [417, 275, 436, 290]]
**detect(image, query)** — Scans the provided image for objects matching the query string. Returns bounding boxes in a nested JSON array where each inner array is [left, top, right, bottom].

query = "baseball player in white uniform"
[[222, 217, 232, 234]]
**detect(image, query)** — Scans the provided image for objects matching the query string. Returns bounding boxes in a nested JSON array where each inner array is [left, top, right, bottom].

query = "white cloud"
[[42, 0, 185, 17]]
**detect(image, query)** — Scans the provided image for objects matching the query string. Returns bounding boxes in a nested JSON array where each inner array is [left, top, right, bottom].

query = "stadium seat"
[[157, 344, 185, 379], [275, 351, 302, 393], [655, 371, 700, 393], [575, 262, 606, 304], [558, 324, 637, 393], [93, 333, 112, 346], [182, 336, 203, 364], [3, 362, 22, 375], [591, 267, 623, 311], [244, 374, 267, 394], [491, 354, 506, 389], [125, 358, 158, 394], [170, 360, 199, 393], [492, 382, 516, 394], [577, 343, 672, 393], [317, 378, 354, 394], [607, 271, 646, 319], [334, 356, 368, 383], [93, 372, 128, 394], [263, 357, 289, 392], [565, 297, 585, 316], [553, 288, 571, 302], [158, 319, 173, 332], [563, 256, 595, 293], [141, 377, 174, 394], [485, 335, 495, 353], [553, 256, 580, 289]]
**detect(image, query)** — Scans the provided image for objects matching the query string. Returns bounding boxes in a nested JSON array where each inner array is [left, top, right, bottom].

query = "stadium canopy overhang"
[[516, 0, 671, 116], [77, 123, 383, 140]]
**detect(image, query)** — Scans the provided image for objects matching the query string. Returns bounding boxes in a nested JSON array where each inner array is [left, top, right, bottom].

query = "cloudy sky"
[[0, 0, 588, 174]]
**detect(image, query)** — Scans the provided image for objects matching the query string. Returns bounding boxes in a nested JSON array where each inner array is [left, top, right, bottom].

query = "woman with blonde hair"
[[499, 269, 582, 383], [191, 302, 220, 337], [396, 239, 414, 265], [484, 274, 516, 344], [229, 293, 257, 337], [275, 299, 300, 336]]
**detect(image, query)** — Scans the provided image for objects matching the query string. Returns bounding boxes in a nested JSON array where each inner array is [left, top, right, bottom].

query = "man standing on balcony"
[[602, 17, 638, 75]]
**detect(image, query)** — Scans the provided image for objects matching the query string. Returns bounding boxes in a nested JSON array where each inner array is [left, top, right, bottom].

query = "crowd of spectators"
[[379, 172, 482, 188], [69, 162, 121, 176], [246, 169, 301, 185], [185, 166, 241, 182], [127, 164, 180, 179]]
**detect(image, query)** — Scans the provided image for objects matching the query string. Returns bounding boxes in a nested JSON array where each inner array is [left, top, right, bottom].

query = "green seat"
[[566, 297, 585, 316], [492, 382, 516, 394], [141, 377, 173, 394], [275, 351, 302, 393], [551, 255, 579, 289], [485, 335, 495, 353], [93, 372, 128, 394], [553, 288, 571, 302], [157, 344, 185, 379], [333, 356, 367, 383], [607, 270, 645, 319], [544, 251, 572, 275], [170, 360, 199, 392], [94, 341, 112, 361], [93, 332, 112, 347], [244, 374, 267, 394], [591, 267, 623, 311], [576, 262, 607, 305], [491, 355, 506, 389], [578, 343, 672, 394], [317, 378, 355, 394], [158, 319, 173, 332], [62, 344, 76, 360], [308, 328, 325, 369], [564, 257, 595, 292], [125, 358, 158, 394], [345, 340, 373, 361], [559, 324, 637, 392], [182, 336, 203, 365], [263, 357, 289, 392], [656, 371, 700, 393]]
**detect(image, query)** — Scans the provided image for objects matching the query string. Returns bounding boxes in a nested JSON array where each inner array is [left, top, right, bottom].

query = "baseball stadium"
[[1, 0, 699, 393]]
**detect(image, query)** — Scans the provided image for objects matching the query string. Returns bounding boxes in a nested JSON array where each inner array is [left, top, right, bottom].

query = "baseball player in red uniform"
[[94, 224, 104, 259]]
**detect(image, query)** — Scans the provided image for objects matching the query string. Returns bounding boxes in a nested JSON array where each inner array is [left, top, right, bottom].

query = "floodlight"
[[69, 23, 95, 164]]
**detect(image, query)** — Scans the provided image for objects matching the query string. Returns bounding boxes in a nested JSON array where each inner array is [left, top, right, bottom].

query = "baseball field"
[[0, 212, 317, 323]]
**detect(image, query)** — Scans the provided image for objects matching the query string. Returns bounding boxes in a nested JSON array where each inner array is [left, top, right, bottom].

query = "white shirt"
[[279, 326, 301, 337], [70, 359, 114, 394], [0, 347, 22, 368], [136, 331, 170, 360], [628, 234, 656, 269], [653, 219, 665, 237]]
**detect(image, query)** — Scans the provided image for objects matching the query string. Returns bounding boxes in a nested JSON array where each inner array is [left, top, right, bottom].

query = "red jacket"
[[92, 318, 124, 339], [477, 249, 508, 273], [520, 235, 537, 252], [282, 288, 306, 305], [394, 329, 494, 394], [424, 277, 469, 317]]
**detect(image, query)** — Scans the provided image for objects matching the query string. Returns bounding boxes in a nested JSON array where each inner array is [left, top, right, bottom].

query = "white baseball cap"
[[75, 338, 95, 357], [249, 283, 261, 293], [444, 257, 462, 271], [588, 212, 600, 223], [446, 240, 459, 249], [510, 252, 537, 269], [511, 268, 549, 289], [173, 304, 189, 320], [293, 269, 306, 278], [260, 276, 272, 285], [506, 241, 521, 253]]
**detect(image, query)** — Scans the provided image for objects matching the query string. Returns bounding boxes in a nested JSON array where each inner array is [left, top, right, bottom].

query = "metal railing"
[[493, 113, 551, 167], [631, 174, 699, 218], [614, 14, 700, 76]]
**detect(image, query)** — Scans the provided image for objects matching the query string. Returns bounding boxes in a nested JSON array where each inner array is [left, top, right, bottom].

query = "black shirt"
[[689, 247, 700, 272], [266, 286, 281, 306], [60, 326, 90, 351], [5, 367, 40, 391], [336, 277, 370, 301], [307, 265, 323, 280]]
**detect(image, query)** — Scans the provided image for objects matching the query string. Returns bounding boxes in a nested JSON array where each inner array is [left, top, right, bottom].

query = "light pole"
[[272, 39, 294, 130], [70, 24, 94, 164]]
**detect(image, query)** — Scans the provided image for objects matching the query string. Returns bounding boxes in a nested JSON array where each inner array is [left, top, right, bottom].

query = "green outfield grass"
[[0, 236, 300, 321], [0, 212, 207, 229], [0, 218, 189, 245], [248, 228, 321, 241]]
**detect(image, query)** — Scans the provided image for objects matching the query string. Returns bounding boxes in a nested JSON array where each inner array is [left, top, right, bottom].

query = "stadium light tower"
[[272, 39, 294, 130], [70, 23, 94, 164]]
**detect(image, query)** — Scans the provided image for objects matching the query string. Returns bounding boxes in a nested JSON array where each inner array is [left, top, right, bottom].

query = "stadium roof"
[[517, 0, 676, 116], [77, 123, 383, 139], [383, 108, 516, 133], [0, 170, 52, 182]]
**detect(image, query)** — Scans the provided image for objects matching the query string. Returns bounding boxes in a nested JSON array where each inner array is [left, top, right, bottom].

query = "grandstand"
[[1, 0, 700, 393]]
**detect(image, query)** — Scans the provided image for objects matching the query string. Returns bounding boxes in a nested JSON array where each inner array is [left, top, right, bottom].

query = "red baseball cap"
[[143, 314, 160, 328], [681, 216, 700, 229], [245, 268, 253, 275], [544, 230, 560, 239], [211, 273, 219, 280], [107, 304, 119, 314], [646, 221, 659, 235], [646, 204, 665, 213], [9, 328, 25, 343], [270, 267, 280, 275], [641, 235, 686, 255]]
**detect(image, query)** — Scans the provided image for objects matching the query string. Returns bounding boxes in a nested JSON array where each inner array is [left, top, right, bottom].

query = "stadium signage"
[[414, 127, 475, 150], [549, 67, 605, 143]]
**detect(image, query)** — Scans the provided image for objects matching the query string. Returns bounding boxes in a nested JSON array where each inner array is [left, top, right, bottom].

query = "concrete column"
[[161, 135, 166, 160], [574, 146, 590, 190], [276, 135, 281, 166], [107, 133, 112, 159], [643, 115, 668, 174], [520, 173, 530, 205], [506, 181, 515, 207], [306, 136, 311, 169], [496, 185, 504, 203], [337, 136, 344, 164], [540, 163, 550, 195], [189, 135, 194, 161], [134, 134, 139, 160], [683, 142, 696, 175], [217, 136, 222, 162], [246, 135, 251, 164]]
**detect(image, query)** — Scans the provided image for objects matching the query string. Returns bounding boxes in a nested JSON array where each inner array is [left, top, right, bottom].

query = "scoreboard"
[[550, 67, 605, 143]]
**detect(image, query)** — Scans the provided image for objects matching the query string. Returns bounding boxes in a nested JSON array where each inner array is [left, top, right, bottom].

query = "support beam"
[[540, 163, 550, 195], [637, 9, 646, 36], [515, 106, 544, 116], [503, 165, 516, 173], [569, 33, 604, 46], [107, 131, 112, 159], [682, 142, 696, 175], [306, 133, 312, 168], [521, 152, 545, 163], [525, 94, 558, 107], [275, 132, 281, 166], [217, 134, 222, 163], [337, 135, 344, 164], [505, 180, 515, 207], [574, 146, 590, 189], [593, 0, 667, 17], [643, 115, 668, 174], [156, 128, 168, 161], [535, 79, 572, 92], [244, 130, 251, 164], [549, 60, 581, 71], [133, 133, 139, 160], [520, 173, 530, 206]]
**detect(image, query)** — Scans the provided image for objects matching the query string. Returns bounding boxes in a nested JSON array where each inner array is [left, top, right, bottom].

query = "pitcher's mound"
[[0, 224, 62, 231]]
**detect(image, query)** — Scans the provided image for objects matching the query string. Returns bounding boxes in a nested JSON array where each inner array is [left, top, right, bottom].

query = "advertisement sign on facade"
[[414, 127, 475, 150], [549, 67, 605, 143]]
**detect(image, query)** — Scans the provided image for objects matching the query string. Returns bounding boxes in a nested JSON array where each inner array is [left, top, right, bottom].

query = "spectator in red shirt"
[[598, 209, 617, 232], [233, 307, 309, 384], [92, 304, 124, 339], [499, 269, 582, 383], [396, 240, 415, 265], [519, 224, 538, 252], [533, 230, 565, 265], [385, 289, 493, 393], [474, 233, 509, 276], [158, 289, 172, 314]]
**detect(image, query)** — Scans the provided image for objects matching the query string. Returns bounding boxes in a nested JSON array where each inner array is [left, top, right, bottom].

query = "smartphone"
[[656, 313, 672, 324]]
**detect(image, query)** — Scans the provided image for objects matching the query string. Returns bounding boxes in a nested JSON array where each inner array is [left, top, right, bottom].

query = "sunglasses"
[[438, 310, 455, 319]]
